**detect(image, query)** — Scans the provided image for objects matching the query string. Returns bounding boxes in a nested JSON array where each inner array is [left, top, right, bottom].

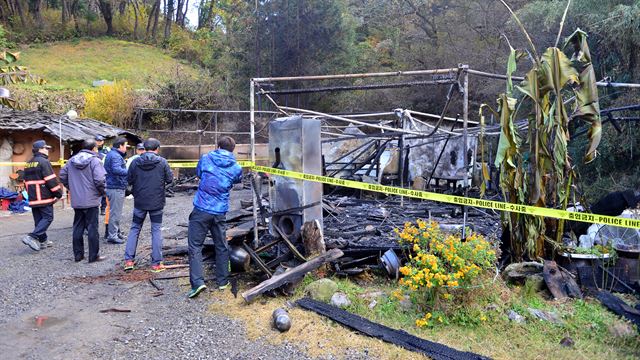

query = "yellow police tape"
[[3, 159, 640, 230], [250, 165, 640, 230]]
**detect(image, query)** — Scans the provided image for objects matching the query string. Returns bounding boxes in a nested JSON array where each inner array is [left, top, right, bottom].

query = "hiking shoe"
[[106, 238, 124, 244], [150, 263, 166, 273], [41, 240, 53, 248], [188, 284, 207, 298], [22, 235, 41, 251], [218, 282, 230, 291], [100, 208, 106, 216], [117, 232, 127, 240], [123, 260, 135, 271]]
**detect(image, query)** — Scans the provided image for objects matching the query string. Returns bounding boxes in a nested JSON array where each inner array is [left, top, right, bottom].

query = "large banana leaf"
[[564, 29, 601, 164]]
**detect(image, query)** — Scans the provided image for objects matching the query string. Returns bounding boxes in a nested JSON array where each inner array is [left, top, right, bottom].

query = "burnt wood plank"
[[296, 298, 490, 360]]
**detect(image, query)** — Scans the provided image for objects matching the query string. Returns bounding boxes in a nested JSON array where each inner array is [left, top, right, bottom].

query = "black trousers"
[[30, 205, 54, 242], [188, 208, 229, 288], [72, 207, 100, 261]]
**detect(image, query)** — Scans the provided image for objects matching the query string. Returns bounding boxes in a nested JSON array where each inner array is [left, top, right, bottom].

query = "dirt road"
[[0, 192, 314, 359]]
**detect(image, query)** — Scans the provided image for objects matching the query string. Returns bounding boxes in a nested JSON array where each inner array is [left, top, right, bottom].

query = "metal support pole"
[[214, 113, 219, 147], [461, 65, 469, 240], [250, 80, 259, 248]]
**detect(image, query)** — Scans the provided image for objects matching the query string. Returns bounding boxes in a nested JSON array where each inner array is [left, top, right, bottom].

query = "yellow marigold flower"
[[399, 266, 411, 276], [425, 312, 432, 319], [480, 314, 487, 322], [413, 244, 420, 252], [442, 293, 451, 300], [437, 316, 443, 323]]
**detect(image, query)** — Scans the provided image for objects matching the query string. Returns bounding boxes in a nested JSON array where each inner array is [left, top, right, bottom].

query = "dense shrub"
[[84, 81, 136, 128], [395, 220, 496, 327]]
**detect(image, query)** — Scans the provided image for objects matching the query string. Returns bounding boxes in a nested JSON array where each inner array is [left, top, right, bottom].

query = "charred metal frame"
[[249, 66, 474, 246]]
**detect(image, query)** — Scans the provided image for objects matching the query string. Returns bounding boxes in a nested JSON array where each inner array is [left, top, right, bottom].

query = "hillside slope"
[[17, 38, 200, 90]]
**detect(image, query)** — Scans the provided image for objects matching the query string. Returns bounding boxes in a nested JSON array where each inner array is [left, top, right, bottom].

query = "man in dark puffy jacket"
[[104, 137, 129, 244], [21, 140, 63, 251], [123, 138, 173, 273], [59, 139, 107, 263], [187, 136, 242, 298]]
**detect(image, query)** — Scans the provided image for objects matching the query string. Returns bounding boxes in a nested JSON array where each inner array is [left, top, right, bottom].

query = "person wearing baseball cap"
[[126, 143, 145, 170], [21, 140, 63, 252]]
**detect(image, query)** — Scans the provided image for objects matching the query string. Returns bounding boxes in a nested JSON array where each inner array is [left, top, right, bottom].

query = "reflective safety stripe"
[[50, 185, 61, 192], [28, 198, 56, 205], [24, 180, 45, 185], [44, 174, 57, 181]]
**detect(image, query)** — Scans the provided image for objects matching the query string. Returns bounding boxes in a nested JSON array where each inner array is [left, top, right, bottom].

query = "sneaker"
[[106, 238, 124, 244], [88, 255, 107, 263], [150, 263, 166, 273], [123, 260, 135, 271], [21, 235, 41, 251], [41, 240, 53, 248], [117, 232, 127, 240], [218, 282, 230, 291], [188, 284, 207, 298], [100, 208, 106, 216]]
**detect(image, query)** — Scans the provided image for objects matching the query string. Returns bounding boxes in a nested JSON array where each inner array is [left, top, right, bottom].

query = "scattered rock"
[[559, 336, 574, 347], [368, 300, 377, 310], [365, 225, 376, 232], [608, 322, 635, 338], [507, 310, 526, 324], [527, 308, 564, 325], [358, 291, 384, 300], [502, 262, 544, 285], [330, 292, 352, 308], [484, 303, 499, 312], [304, 279, 338, 302], [399, 295, 413, 311], [92, 79, 114, 87]]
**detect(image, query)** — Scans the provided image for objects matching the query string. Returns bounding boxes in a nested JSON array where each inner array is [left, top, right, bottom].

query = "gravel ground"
[[0, 191, 320, 360]]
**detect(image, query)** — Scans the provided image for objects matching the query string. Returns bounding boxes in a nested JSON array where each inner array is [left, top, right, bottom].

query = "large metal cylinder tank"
[[268, 116, 323, 241]]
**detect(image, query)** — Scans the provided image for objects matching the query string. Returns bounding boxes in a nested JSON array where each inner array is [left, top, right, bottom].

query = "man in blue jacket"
[[187, 136, 242, 298], [104, 137, 129, 244]]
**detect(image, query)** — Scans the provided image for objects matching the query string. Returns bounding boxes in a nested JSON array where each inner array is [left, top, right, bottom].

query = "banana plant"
[[0, 51, 46, 86], [488, 1, 601, 260]]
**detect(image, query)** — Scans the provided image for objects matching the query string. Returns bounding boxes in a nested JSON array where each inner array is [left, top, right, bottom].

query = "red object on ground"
[[0, 199, 10, 211]]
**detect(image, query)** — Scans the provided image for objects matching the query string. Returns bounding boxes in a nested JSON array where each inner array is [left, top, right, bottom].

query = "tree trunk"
[[145, 0, 156, 38], [70, 0, 80, 32], [29, 0, 43, 27], [130, 0, 139, 40], [151, 0, 160, 40], [163, 0, 174, 43], [61, 0, 68, 23], [118, 0, 126, 15], [175, 0, 183, 26], [98, 0, 115, 35], [14, 0, 26, 27], [181, 0, 188, 27]]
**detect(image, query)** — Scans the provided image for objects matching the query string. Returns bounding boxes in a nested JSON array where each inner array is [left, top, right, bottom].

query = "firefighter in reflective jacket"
[[21, 140, 63, 252]]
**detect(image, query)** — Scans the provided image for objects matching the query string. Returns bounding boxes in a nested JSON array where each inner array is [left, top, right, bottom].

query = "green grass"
[[326, 275, 640, 360], [16, 38, 201, 90]]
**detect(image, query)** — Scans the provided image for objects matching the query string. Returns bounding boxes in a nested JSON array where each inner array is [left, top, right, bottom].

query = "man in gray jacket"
[[60, 139, 107, 263]]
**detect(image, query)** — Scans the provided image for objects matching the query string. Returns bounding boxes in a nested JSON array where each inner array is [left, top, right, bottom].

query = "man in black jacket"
[[22, 140, 63, 251], [123, 138, 173, 272]]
